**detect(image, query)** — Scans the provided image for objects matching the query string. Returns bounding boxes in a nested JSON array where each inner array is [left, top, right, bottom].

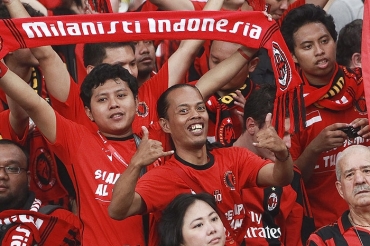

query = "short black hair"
[[158, 193, 219, 246], [336, 19, 362, 67], [280, 4, 337, 54], [80, 63, 138, 109], [83, 42, 135, 68], [243, 84, 277, 130], [0, 139, 29, 169], [156, 84, 202, 120]]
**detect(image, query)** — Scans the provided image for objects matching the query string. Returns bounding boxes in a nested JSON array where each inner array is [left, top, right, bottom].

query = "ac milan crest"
[[223, 171, 236, 190], [272, 42, 292, 91]]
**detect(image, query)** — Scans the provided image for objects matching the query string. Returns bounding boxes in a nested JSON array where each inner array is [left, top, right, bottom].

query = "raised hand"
[[130, 126, 174, 168], [253, 113, 286, 154]]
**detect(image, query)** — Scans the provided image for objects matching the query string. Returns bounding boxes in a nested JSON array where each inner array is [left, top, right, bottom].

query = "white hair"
[[336, 145, 370, 180]]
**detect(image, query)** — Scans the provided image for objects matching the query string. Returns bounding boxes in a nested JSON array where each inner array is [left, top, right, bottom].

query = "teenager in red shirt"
[[281, 4, 370, 229], [0, 60, 172, 245]]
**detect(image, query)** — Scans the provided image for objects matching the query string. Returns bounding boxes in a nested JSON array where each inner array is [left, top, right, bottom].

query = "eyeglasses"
[[0, 166, 27, 174]]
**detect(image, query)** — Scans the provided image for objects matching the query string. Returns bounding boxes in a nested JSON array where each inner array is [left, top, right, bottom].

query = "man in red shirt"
[[108, 83, 294, 245], [0, 58, 171, 244], [281, 4, 370, 229]]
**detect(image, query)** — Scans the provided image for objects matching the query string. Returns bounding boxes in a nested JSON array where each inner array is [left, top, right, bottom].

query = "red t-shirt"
[[50, 112, 160, 245], [290, 66, 369, 229], [49, 76, 97, 132], [132, 61, 169, 133], [136, 146, 270, 245], [0, 110, 28, 144], [27, 125, 71, 209], [242, 166, 314, 245]]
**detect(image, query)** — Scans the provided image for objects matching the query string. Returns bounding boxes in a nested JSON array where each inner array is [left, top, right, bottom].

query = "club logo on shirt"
[[272, 42, 291, 91], [219, 118, 235, 146], [267, 192, 278, 211], [33, 148, 56, 191], [136, 101, 149, 117], [223, 171, 236, 190], [354, 96, 367, 115]]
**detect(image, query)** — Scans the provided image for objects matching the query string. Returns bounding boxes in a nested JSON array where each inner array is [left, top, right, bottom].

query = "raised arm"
[[254, 113, 294, 186], [4, 0, 71, 103], [6, 95, 28, 138], [195, 45, 258, 101], [3, 56, 30, 138], [167, 0, 224, 87], [109, 126, 173, 220], [0, 62, 57, 143], [20, 0, 48, 15]]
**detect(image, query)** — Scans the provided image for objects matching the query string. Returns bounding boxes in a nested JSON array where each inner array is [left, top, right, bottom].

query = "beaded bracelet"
[[274, 147, 290, 162], [237, 48, 251, 61], [0, 62, 8, 78]]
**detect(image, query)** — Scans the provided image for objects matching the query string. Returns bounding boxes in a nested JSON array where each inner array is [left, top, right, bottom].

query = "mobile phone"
[[339, 126, 360, 138]]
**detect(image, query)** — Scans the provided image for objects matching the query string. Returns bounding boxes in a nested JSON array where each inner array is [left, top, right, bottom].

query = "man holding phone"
[[280, 4, 370, 229]]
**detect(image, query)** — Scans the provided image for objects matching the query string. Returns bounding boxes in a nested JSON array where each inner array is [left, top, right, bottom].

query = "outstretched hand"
[[252, 113, 286, 153], [130, 126, 174, 168]]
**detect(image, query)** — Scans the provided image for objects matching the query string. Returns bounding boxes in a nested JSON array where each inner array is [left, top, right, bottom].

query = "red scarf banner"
[[0, 11, 304, 136], [363, 0, 370, 124], [0, 209, 80, 245]]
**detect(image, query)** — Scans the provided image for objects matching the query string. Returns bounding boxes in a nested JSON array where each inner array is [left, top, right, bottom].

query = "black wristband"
[[274, 147, 290, 162]]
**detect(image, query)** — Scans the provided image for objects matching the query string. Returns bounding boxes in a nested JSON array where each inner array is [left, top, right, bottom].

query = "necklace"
[[349, 213, 365, 246], [349, 213, 370, 227]]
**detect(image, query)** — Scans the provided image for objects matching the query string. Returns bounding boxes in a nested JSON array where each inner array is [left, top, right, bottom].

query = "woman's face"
[[181, 200, 225, 246]]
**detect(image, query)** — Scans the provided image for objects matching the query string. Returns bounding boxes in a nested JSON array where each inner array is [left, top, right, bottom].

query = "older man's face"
[[336, 150, 370, 209]]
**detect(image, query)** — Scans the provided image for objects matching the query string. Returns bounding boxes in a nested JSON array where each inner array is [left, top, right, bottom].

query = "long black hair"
[[158, 192, 219, 246]]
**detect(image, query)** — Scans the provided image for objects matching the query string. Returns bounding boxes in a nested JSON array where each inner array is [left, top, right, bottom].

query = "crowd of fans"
[[0, 0, 367, 245]]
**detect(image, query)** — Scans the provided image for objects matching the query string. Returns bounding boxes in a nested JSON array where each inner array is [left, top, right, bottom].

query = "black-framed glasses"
[[0, 166, 27, 174]]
